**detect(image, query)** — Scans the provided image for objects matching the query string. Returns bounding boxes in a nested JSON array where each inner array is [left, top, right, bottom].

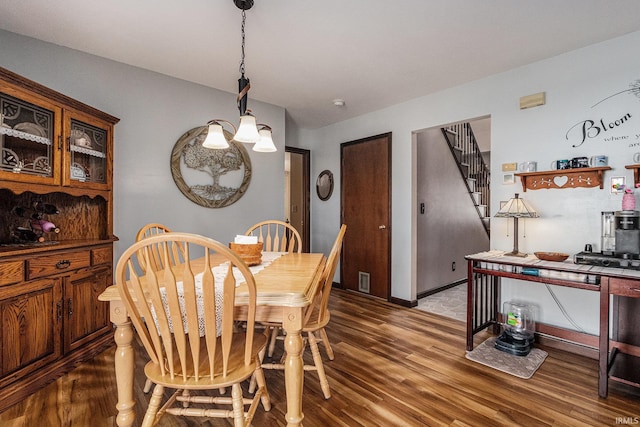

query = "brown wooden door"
[[341, 133, 391, 299], [285, 147, 310, 252]]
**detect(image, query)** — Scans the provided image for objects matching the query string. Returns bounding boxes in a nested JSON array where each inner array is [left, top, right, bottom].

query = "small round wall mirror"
[[316, 169, 334, 201]]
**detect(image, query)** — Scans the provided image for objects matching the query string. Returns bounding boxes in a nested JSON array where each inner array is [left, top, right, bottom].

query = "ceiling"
[[2, 0, 640, 130]]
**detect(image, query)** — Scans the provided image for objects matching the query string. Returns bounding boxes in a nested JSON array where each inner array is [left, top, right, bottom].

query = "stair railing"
[[441, 123, 490, 237]]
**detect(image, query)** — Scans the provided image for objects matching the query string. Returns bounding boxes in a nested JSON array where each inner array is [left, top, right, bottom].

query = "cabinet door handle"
[[57, 301, 63, 320], [67, 298, 73, 318], [56, 260, 71, 269]]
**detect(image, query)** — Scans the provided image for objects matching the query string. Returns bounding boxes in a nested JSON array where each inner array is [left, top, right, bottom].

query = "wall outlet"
[[452, 261, 456, 271]]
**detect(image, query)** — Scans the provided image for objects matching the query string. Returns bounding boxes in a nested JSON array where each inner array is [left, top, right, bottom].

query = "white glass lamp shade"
[[494, 194, 538, 219], [234, 114, 260, 143], [202, 124, 230, 149], [253, 128, 277, 152]]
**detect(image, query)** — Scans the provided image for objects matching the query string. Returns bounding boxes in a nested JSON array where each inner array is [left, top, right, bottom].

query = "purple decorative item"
[[622, 193, 636, 211]]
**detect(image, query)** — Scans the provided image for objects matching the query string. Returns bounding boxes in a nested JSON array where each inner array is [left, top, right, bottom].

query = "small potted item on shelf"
[[612, 183, 640, 211]]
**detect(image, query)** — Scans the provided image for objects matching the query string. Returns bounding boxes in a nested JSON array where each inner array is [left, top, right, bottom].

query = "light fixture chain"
[[239, 9, 246, 76]]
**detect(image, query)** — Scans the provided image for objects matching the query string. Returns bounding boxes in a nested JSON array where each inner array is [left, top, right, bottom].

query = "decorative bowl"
[[534, 252, 569, 262]]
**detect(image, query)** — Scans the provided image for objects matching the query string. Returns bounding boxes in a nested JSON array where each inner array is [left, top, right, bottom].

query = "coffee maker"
[[612, 210, 640, 257], [575, 210, 640, 269]]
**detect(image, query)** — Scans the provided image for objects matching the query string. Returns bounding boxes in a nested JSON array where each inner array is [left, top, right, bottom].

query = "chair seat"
[[145, 333, 267, 390], [303, 313, 330, 333]]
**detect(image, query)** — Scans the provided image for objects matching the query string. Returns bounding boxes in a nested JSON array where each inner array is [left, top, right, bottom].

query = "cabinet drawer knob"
[[56, 260, 71, 269]]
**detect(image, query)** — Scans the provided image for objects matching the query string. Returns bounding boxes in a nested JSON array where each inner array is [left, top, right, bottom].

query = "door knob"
[[379, 225, 386, 230]]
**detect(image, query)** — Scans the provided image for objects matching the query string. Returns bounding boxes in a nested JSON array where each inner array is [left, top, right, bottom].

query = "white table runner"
[[152, 252, 283, 336]]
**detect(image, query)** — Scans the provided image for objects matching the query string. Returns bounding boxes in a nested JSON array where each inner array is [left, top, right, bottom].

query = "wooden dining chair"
[[245, 220, 303, 357], [135, 223, 184, 273], [259, 224, 346, 399], [115, 232, 271, 427], [135, 223, 184, 393], [245, 220, 302, 254]]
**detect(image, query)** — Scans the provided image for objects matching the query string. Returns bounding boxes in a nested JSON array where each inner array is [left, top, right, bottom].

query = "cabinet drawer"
[[0, 260, 24, 286], [91, 247, 112, 266], [610, 280, 640, 298], [27, 250, 91, 280]]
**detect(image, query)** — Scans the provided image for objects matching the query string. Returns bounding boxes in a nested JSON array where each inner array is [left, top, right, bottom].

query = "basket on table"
[[229, 242, 263, 266]]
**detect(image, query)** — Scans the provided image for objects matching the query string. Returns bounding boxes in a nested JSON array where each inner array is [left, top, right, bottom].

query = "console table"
[[466, 250, 640, 398]]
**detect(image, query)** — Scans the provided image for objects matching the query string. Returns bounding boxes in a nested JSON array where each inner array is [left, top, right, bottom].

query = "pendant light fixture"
[[202, 119, 235, 149], [202, 0, 276, 152], [253, 124, 276, 152]]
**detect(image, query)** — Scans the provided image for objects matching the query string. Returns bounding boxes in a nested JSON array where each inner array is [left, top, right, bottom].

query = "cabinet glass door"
[[0, 92, 56, 181], [68, 118, 107, 185]]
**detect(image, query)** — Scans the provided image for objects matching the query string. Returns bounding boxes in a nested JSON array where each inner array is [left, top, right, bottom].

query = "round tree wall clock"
[[170, 126, 252, 208]]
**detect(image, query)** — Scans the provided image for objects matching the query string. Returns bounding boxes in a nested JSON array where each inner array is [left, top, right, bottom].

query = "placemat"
[[465, 337, 547, 379]]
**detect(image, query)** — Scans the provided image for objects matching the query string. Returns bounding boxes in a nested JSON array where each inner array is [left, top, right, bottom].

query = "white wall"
[[295, 31, 640, 334], [0, 29, 287, 261], [416, 127, 490, 294]]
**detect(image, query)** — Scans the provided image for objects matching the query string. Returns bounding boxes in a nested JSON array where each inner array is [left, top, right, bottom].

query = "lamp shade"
[[202, 123, 230, 149], [494, 194, 539, 218], [253, 127, 277, 152], [234, 113, 260, 143]]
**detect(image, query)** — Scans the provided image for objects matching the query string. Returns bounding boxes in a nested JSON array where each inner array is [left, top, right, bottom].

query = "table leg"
[[466, 260, 474, 351], [599, 278, 610, 398], [110, 301, 136, 427], [282, 306, 304, 427]]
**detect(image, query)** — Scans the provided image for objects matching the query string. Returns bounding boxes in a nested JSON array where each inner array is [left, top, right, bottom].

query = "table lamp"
[[494, 193, 539, 257]]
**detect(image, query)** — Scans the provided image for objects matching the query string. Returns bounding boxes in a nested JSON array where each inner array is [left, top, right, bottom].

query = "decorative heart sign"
[[553, 175, 569, 187]]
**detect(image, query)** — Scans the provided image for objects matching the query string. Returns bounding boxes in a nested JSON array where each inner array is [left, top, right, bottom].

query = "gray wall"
[[4, 27, 640, 334], [0, 29, 287, 261], [416, 127, 489, 294]]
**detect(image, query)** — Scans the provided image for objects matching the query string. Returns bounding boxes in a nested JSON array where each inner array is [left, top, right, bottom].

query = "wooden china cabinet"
[[0, 67, 118, 412]]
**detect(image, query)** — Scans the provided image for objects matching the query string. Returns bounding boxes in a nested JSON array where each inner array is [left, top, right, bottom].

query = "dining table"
[[98, 251, 326, 427]]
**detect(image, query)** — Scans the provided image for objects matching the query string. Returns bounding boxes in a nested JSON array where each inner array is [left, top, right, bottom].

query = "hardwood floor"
[[1, 288, 638, 426]]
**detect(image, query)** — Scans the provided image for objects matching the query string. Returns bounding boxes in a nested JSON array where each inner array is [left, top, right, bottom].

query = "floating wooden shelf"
[[625, 164, 640, 186], [515, 166, 611, 191]]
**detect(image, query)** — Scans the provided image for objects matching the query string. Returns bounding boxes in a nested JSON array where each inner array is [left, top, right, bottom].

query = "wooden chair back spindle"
[[245, 220, 302, 253], [135, 223, 184, 272]]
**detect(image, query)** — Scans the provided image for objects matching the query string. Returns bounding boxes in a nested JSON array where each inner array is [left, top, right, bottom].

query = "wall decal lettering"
[[565, 79, 640, 148]]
